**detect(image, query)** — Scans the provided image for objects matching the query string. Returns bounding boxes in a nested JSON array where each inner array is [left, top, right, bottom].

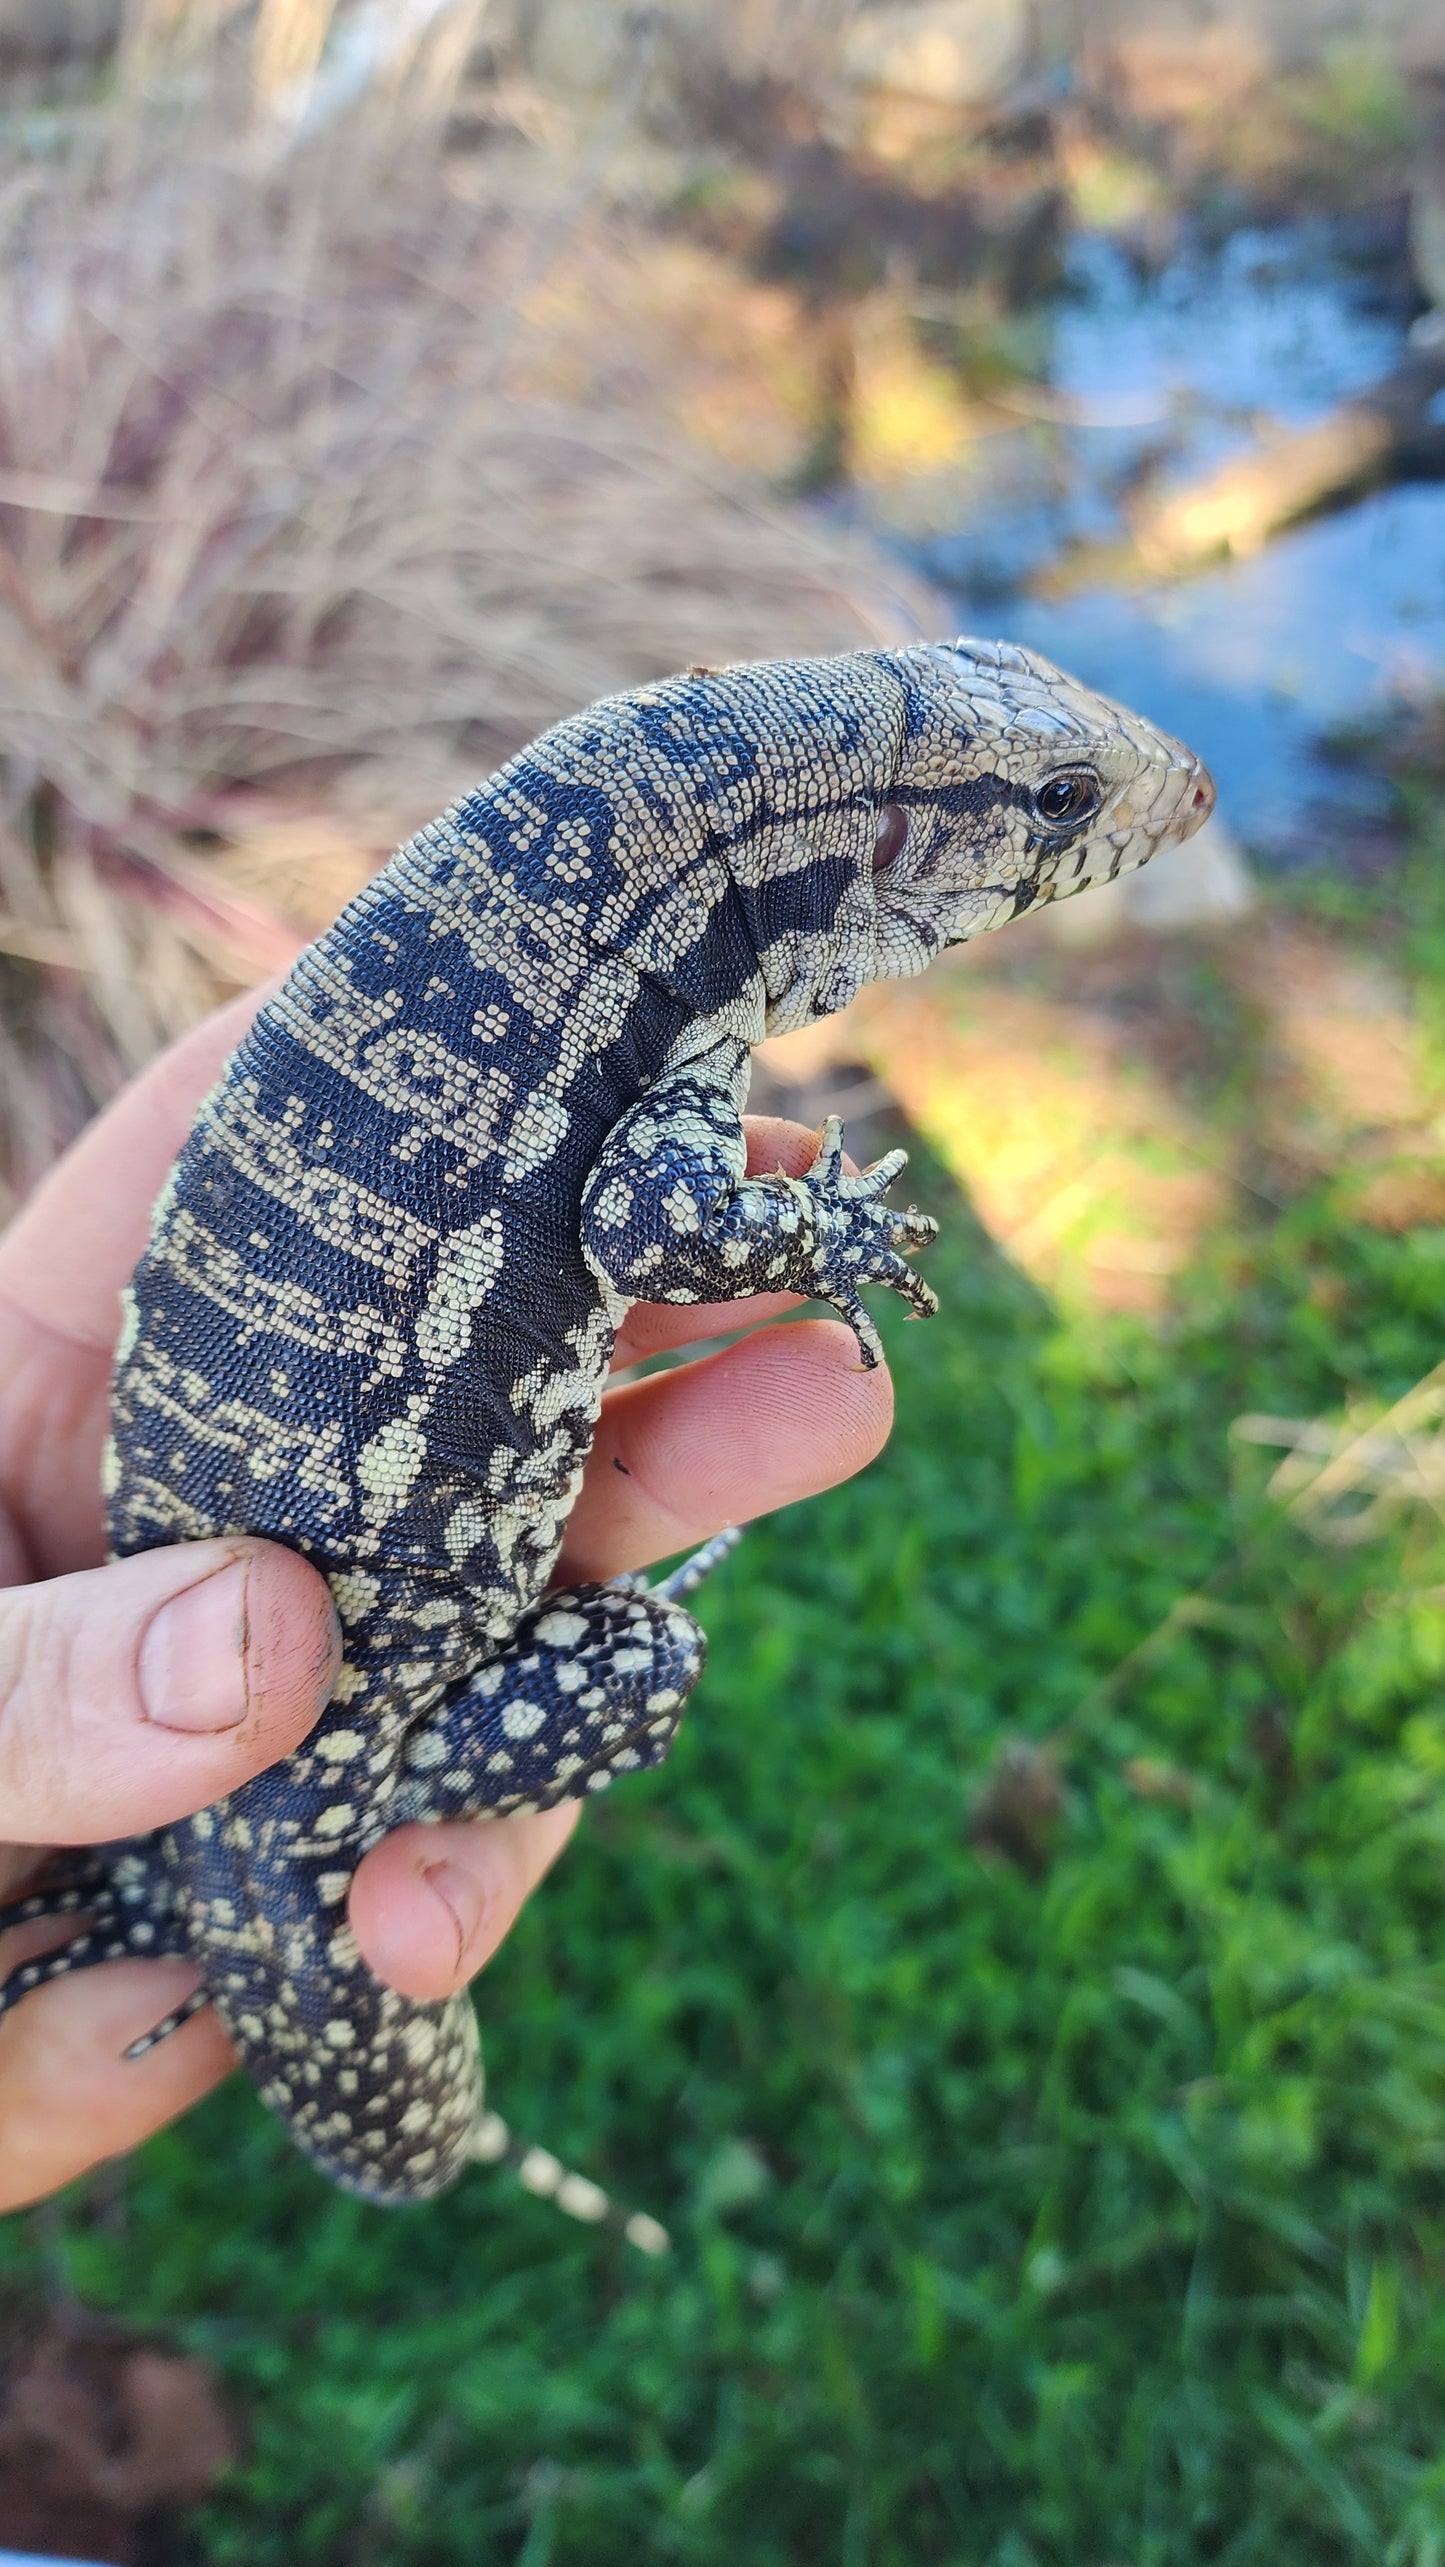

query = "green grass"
[[12, 831, 1445, 2563]]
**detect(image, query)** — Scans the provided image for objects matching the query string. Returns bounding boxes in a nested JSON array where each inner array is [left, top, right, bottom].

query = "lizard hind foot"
[[393, 1579, 711, 1828], [124, 1984, 214, 2059], [0, 1842, 192, 2031], [0, 1869, 111, 1933], [0, 1914, 171, 2021]]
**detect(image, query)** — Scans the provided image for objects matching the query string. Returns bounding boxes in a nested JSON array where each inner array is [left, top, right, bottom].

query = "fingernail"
[[138, 1560, 251, 1733], [418, 1858, 481, 1973]]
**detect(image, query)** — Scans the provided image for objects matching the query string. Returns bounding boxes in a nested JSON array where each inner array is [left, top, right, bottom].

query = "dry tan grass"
[[249, 0, 339, 101], [0, 16, 926, 1213], [1234, 1365, 1445, 1546]]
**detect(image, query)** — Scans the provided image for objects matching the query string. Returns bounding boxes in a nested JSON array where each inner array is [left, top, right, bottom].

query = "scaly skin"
[[0, 638, 1213, 2205]]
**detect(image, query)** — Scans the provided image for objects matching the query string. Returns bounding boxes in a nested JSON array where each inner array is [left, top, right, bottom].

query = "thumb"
[[0, 1538, 340, 1843]]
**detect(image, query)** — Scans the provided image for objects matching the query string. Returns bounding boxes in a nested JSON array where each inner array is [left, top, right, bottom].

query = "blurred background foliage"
[[3, 1, 1445, 2560]]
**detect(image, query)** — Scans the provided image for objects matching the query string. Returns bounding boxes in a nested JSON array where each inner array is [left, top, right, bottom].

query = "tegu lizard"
[[0, 639, 1213, 2213]]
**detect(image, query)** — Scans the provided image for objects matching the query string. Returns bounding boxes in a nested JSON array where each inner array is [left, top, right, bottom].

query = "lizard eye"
[[1033, 768, 1102, 831], [872, 803, 909, 871]]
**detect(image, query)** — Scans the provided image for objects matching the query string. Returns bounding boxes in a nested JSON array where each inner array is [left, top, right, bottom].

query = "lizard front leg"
[[580, 1038, 938, 1367]]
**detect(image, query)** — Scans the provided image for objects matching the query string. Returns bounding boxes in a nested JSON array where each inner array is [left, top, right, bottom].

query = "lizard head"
[[867, 634, 1214, 966], [757, 637, 1214, 1030]]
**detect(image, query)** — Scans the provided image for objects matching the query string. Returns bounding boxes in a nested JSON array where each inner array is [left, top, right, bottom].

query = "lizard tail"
[[455, 1530, 739, 2247], [653, 1523, 744, 1604], [469, 2110, 671, 2255], [113, 1995, 672, 2251]]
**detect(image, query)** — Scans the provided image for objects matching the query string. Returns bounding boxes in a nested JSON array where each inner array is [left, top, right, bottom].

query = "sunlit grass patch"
[[761, 863, 1445, 1331], [767, 937, 1241, 1318], [850, 963, 1233, 1315]]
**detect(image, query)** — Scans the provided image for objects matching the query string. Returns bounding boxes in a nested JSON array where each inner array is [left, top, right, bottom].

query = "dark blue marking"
[[632, 687, 763, 803], [894, 775, 1028, 825], [737, 849, 857, 957]]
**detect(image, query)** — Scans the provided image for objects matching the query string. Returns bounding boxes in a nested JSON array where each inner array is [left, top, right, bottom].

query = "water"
[[911, 226, 1445, 860]]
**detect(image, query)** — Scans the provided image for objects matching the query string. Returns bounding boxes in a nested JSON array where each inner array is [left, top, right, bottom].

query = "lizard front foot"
[[581, 1046, 940, 1364], [792, 1117, 938, 1368]]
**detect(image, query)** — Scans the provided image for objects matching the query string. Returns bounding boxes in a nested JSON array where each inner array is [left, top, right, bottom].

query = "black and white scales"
[[0, 639, 1212, 2216]]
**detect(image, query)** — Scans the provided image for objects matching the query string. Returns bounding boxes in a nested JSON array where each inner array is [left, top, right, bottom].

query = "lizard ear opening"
[[872, 803, 909, 872]]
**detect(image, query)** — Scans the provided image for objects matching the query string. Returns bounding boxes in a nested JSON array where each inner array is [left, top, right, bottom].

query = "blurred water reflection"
[[912, 228, 1445, 858]]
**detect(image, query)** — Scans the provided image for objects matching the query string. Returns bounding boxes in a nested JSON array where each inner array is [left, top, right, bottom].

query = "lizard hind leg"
[[0, 1841, 191, 2028], [0, 1870, 111, 1934], [392, 1579, 711, 1827]]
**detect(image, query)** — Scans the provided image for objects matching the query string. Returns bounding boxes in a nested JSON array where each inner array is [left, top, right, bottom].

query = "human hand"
[[0, 988, 894, 2208]]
